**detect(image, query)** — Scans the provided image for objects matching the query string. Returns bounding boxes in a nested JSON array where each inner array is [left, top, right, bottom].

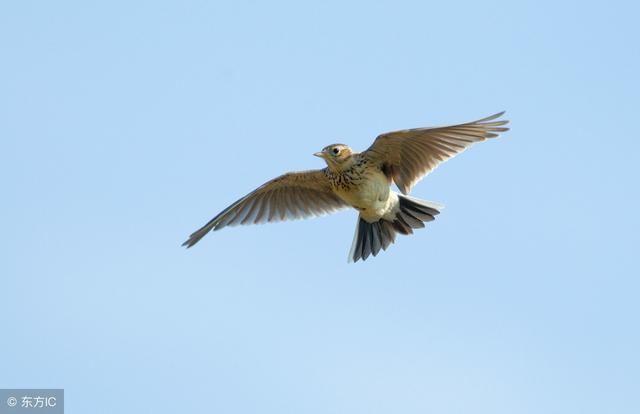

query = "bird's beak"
[[314, 151, 325, 158]]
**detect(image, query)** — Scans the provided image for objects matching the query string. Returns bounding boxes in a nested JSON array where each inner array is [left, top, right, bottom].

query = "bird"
[[182, 112, 509, 262]]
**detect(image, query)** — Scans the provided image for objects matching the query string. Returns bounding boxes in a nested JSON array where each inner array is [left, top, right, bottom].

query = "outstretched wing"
[[362, 112, 509, 194], [182, 169, 348, 247]]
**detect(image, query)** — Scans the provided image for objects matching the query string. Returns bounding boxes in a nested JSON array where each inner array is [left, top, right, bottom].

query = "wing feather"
[[182, 169, 347, 247], [363, 112, 509, 194]]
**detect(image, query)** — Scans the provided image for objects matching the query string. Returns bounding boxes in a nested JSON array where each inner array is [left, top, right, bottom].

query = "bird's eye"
[[332, 148, 340, 155]]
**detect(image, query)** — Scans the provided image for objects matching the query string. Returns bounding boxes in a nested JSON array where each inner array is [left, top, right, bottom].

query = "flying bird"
[[183, 112, 509, 262]]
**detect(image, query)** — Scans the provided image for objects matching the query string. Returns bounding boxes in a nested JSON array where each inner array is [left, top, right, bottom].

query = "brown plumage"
[[181, 170, 348, 248], [183, 112, 509, 261], [363, 111, 509, 194]]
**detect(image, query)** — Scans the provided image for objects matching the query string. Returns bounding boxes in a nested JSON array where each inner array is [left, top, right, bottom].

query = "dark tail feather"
[[348, 195, 443, 263], [349, 219, 385, 262]]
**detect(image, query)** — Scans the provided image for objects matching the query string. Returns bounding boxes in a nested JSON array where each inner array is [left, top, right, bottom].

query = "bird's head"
[[314, 144, 354, 170]]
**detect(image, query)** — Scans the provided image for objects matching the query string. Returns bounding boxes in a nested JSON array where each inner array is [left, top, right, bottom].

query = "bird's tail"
[[348, 195, 443, 262]]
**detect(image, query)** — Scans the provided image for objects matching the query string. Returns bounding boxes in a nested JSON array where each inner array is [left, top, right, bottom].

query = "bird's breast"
[[328, 165, 392, 222]]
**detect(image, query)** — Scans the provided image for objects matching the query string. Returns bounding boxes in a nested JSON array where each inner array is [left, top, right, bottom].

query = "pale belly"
[[333, 169, 399, 223]]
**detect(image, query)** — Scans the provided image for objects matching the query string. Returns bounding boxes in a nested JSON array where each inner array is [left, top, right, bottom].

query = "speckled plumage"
[[183, 112, 509, 262]]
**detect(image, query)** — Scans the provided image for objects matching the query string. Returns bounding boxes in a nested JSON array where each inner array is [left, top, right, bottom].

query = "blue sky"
[[2, 1, 639, 413]]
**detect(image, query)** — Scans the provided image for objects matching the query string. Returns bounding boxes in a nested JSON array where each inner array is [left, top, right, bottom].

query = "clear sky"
[[2, 1, 639, 413]]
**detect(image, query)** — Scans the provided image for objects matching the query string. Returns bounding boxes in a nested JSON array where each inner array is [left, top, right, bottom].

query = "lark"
[[183, 112, 509, 262]]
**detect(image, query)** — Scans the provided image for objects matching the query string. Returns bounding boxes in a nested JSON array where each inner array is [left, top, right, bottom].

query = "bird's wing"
[[182, 169, 348, 247], [362, 112, 509, 194]]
